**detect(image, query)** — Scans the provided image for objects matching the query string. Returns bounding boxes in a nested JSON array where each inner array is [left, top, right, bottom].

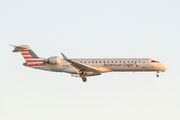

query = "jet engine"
[[43, 56, 61, 64]]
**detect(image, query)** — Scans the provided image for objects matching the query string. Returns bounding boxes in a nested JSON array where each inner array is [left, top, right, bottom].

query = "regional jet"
[[11, 45, 168, 82]]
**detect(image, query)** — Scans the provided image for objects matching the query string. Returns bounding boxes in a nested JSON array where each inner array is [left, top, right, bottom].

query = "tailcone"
[[23, 62, 27, 66]]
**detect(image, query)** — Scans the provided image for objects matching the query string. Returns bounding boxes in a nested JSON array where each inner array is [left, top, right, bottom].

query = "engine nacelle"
[[44, 56, 61, 64]]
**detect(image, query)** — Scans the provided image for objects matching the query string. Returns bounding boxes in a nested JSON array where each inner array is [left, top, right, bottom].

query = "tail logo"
[[19, 49, 45, 66], [11, 45, 46, 67]]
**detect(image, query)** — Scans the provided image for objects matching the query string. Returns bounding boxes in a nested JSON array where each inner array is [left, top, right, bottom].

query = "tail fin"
[[10, 45, 45, 66]]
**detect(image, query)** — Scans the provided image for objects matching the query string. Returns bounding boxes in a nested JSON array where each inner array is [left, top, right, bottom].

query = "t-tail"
[[10, 45, 46, 67]]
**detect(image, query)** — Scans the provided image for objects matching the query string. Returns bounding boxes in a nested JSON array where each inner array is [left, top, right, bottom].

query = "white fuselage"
[[32, 58, 167, 75]]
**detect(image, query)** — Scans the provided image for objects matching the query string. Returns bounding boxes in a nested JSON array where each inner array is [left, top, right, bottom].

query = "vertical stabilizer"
[[10, 45, 46, 67]]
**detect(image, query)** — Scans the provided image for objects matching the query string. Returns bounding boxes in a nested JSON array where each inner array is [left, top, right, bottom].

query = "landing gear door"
[[142, 61, 147, 68]]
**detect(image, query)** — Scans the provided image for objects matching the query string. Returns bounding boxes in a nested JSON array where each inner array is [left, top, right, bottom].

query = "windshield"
[[151, 60, 160, 63]]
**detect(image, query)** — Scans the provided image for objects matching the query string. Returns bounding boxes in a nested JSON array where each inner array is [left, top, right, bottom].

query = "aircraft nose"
[[165, 66, 168, 70]]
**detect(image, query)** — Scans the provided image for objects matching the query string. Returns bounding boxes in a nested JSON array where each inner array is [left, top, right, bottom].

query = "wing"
[[61, 53, 101, 75]]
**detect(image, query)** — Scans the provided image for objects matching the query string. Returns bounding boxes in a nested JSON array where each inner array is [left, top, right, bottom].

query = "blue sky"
[[0, 0, 180, 120]]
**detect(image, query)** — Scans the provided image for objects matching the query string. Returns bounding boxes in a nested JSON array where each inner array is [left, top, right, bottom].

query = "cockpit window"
[[151, 60, 160, 63]]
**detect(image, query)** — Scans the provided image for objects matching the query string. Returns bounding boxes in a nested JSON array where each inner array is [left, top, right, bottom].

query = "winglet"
[[61, 53, 68, 59]]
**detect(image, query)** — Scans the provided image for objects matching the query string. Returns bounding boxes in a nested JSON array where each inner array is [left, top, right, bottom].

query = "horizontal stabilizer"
[[10, 45, 31, 52]]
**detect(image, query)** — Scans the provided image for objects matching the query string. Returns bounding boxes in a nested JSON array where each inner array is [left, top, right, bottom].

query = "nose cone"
[[165, 66, 168, 70]]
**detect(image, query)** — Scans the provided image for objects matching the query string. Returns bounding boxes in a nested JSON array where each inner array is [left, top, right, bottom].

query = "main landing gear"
[[80, 72, 87, 82], [156, 71, 159, 77]]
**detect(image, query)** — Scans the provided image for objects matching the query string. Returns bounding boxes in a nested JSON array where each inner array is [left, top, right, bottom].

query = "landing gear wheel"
[[80, 73, 87, 82], [82, 77, 87, 82], [156, 74, 159, 77]]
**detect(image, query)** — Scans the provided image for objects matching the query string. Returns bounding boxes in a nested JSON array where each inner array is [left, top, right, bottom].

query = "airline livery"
[[11, 45, 168, 82]]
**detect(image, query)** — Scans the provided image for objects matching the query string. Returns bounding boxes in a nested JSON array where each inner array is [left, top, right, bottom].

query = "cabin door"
[[142, 61, 147, 68]]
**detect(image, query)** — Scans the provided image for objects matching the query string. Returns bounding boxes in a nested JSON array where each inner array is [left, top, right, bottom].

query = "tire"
[[82, 77, 87, 82]]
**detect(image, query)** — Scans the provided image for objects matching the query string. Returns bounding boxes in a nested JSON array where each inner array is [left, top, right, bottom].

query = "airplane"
[[10, 45, 168, 82]]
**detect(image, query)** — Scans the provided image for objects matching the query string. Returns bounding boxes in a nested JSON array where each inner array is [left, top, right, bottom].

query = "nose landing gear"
[[156, 71, 159, 77]]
